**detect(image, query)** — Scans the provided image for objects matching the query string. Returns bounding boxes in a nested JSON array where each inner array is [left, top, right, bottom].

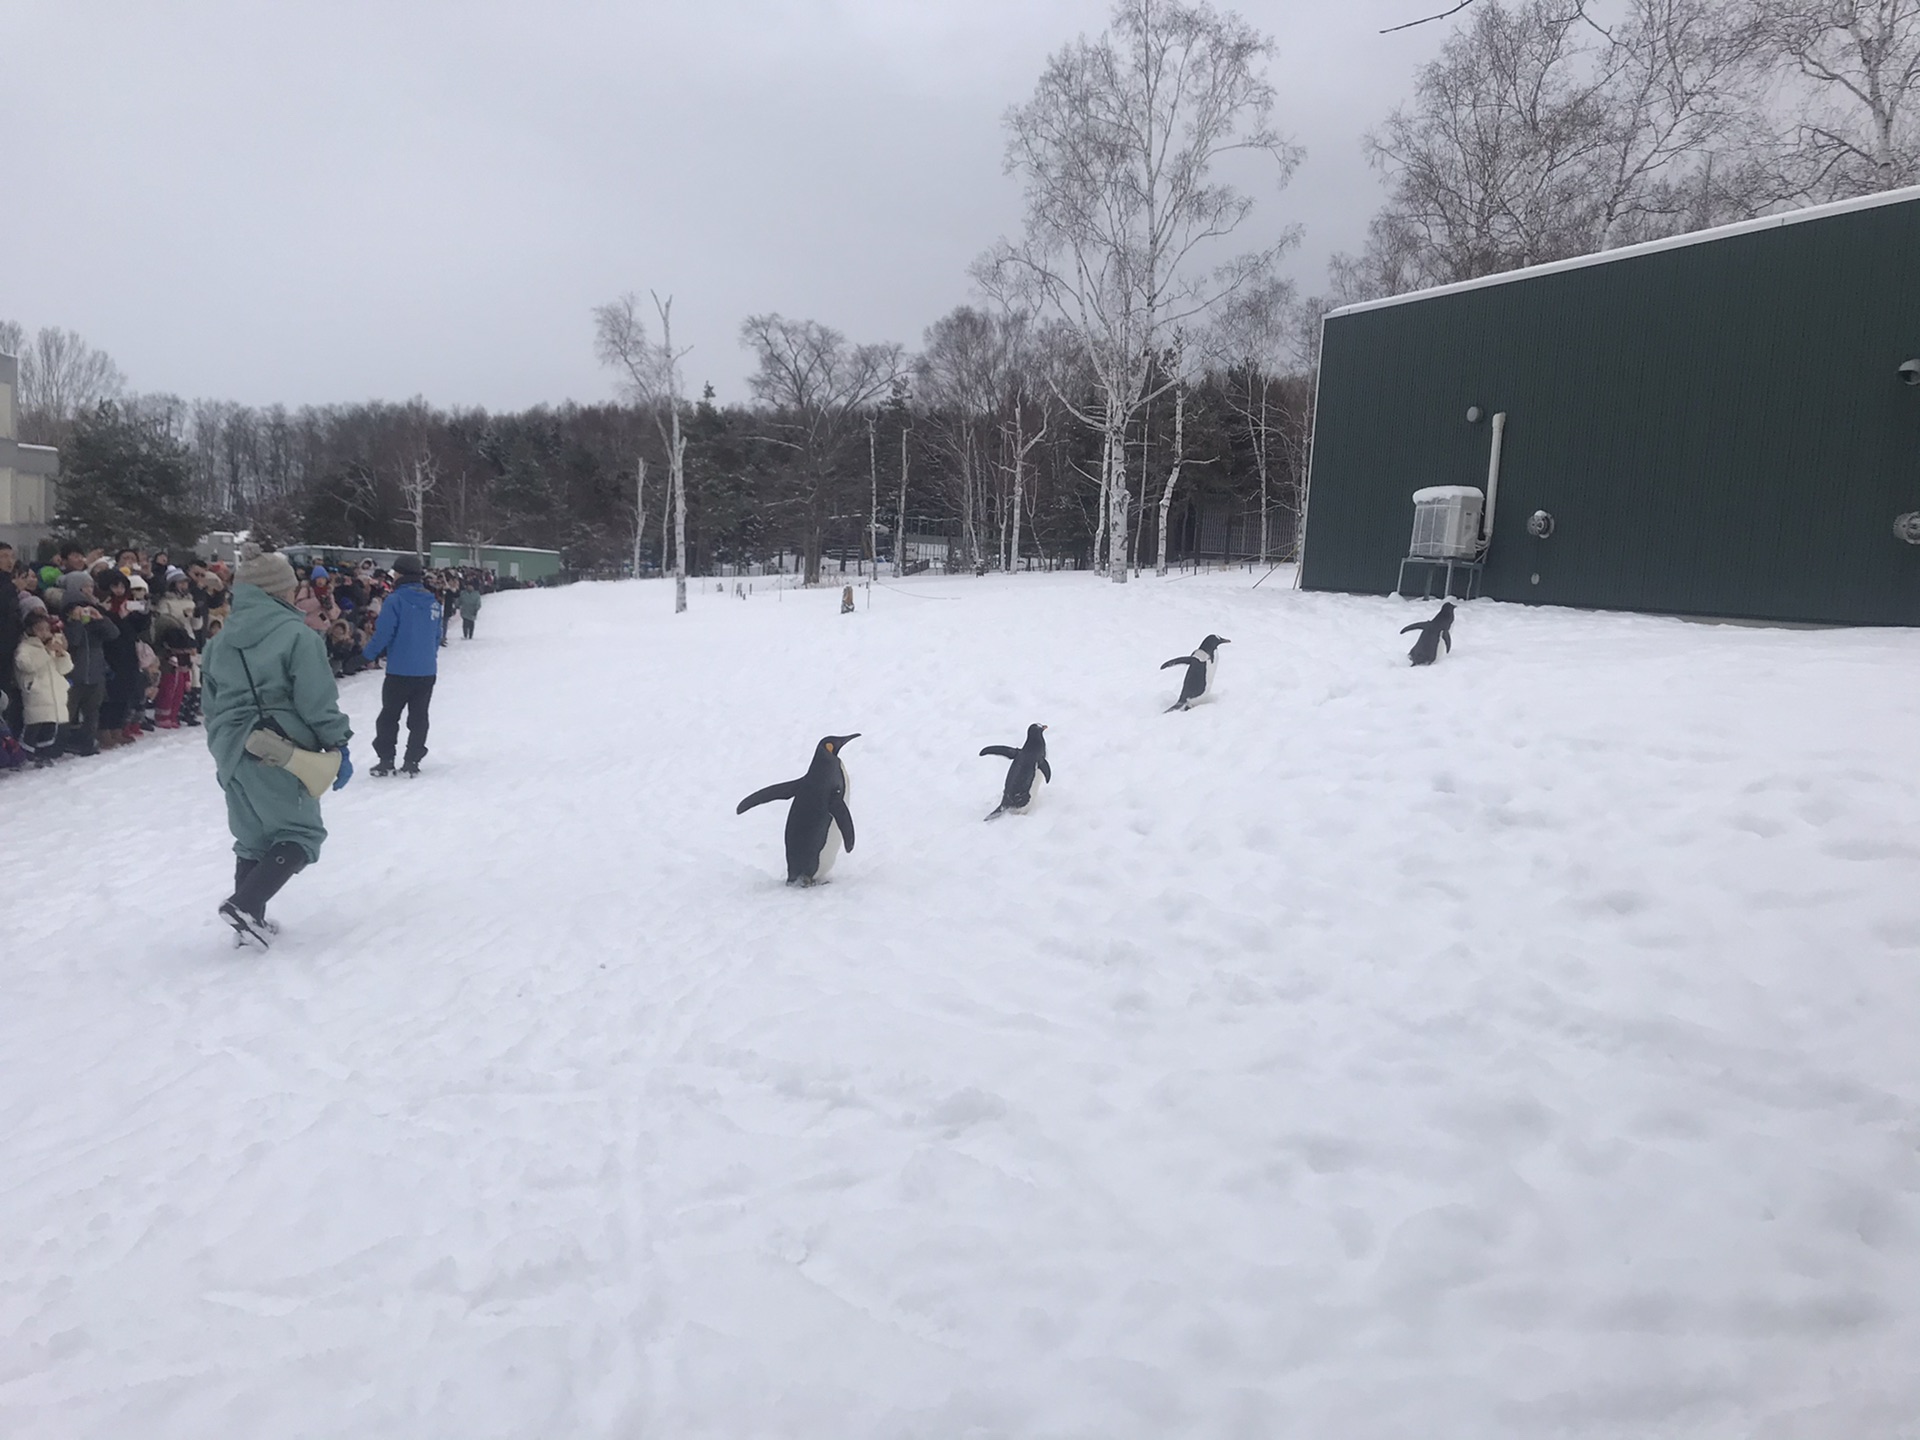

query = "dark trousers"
[[461, 616, 475, 639], [67, 681, 104, 754], [374, 674, 435, 765], [23, 722, 60, 762]]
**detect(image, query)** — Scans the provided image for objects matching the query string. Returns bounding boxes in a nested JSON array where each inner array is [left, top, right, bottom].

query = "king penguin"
[[980, 723, 1051, 821], [1161, 634, 1229, 711], [1400, 602, 1455, 666], [737, 734, 860, 885]]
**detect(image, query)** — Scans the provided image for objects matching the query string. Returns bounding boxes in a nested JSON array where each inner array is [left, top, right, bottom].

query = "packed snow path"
[[5, 572, 1919, 1439]]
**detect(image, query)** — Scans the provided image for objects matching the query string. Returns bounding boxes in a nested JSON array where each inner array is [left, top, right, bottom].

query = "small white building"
[[0, 352, 60, 555]]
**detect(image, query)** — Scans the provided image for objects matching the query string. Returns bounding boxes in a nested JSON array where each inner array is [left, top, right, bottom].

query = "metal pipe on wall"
[[1481, 411, 1507, 550]]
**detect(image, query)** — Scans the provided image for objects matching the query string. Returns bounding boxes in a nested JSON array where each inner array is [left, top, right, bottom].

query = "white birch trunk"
[[895, 427, 909, 578], [632, 456, 648, 576], [1106, 404, 1129, 585], [671, 409, 687, 614], [1010, 413, 1025, 575], [1155, 384, 1185, 577], [1255, 375, 1270, 564]]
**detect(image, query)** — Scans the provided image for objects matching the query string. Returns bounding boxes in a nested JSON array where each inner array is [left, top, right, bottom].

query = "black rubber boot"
[[220, 842, 309, 948]]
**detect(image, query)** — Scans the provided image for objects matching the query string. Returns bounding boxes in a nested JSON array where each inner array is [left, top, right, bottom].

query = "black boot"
[[220, 842, 308, 948], [369, 757, 397, 778]]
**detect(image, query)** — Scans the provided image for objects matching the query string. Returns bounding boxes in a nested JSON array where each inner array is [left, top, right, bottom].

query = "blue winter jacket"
[[363, 582, 442, 676]]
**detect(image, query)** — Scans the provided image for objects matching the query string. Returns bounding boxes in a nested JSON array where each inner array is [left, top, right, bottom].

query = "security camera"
[[1901, 359, 1920, 386]]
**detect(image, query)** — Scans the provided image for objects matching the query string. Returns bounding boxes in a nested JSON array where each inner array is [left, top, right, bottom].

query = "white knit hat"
[[235, 544, 298, 598]]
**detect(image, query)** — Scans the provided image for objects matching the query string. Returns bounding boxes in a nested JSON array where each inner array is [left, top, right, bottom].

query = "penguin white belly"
[[1009, 769, 1042, 814], [815, 760, 851, 875]]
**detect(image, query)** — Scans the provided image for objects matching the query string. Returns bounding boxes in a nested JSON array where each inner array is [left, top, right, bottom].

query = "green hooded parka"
[[202, 582, 353, 862]]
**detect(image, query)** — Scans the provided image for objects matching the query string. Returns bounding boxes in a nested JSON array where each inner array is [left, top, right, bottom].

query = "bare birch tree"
[[1339, 0, 1774, 299], [2, 325, 128, 444], [980, 0, 1301, 585], [401, 454, 437, 561], [1152, 340, 1192, 576], [596, 292, 693, 612], [1207, 275, 1300, 563], [1748, 0, 1920, 195], [739, 314, 902, 586]]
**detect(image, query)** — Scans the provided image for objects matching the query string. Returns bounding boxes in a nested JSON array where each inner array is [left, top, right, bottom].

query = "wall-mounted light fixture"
[[1900, 359, 1920, 386]]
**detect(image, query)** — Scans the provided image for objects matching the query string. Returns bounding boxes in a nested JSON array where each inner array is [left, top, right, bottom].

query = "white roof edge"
[[18, 443, 58, 453], [429, 540, 563, 555], [1326, 183, 1920, 320]]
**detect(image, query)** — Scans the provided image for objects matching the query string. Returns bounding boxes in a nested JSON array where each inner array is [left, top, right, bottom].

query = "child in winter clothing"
[[325, 620, 365, 678], [155, 628, 196, 728], [156, 571, 200, 642], [14, 611, 73, 764]]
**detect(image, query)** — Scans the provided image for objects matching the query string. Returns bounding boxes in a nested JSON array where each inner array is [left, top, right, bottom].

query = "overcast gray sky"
[[0, 0, 1446, 412]]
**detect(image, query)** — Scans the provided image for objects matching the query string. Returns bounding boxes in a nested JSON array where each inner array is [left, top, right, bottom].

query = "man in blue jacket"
[[363, 553, 442, 776]]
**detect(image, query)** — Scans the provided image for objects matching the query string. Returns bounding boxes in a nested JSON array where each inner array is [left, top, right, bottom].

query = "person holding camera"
[[61, 581, 118, 757], [202, 546, 353, 948]]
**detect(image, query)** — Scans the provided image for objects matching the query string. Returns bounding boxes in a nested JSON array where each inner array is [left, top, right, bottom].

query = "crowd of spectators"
[[1, 540, 491, 772]]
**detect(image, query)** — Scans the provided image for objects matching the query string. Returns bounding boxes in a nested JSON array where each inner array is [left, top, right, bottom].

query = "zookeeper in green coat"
[[456, 584, 482, 640], [202, 546, 354, 947]]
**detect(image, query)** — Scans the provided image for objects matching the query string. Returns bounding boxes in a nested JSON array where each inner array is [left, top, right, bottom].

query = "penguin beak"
[[835, 733, 861, 748]]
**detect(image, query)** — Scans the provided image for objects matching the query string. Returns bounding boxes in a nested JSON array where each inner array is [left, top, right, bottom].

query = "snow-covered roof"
[[1327, 183, 1920, 321], [1412, 485, 1483, 504]]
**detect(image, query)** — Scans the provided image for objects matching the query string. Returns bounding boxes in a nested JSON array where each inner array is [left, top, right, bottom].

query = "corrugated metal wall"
[[1302, 193, 1920, 625]]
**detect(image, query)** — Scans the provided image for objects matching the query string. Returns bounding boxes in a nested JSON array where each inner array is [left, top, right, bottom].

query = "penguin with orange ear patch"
[[737, 734, 860, 884]]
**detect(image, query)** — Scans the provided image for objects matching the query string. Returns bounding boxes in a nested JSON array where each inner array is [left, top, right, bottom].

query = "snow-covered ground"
[[4, 570, 1919, 1439]]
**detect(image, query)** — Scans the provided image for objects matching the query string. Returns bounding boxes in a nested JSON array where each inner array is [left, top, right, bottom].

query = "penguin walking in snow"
[[736, 734, 860, 885], [1401, 601, 1456, 666], [980, 724, 1051, 821], [1161, 634, 1229, 712]]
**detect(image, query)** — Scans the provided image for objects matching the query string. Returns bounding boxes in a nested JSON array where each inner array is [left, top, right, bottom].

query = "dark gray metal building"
[[1300, 186, 1920, 626]]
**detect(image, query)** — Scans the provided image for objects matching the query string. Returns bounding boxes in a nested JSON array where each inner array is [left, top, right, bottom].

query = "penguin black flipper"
[[829, 798, 856, 851], [1037, 756, 1052, 783], [737, 780, 802, 814], [1442, 631, 1452, 653], [1161, 656, 1203, 671], [979, 745, 1021, 760], [1399, 622, 1424, 635]]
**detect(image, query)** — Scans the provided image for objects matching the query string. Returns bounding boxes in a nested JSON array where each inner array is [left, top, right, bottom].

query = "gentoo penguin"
[[1400, 602, 1456, 666], [736, 734, 859, 885], [980, 723, 1051, 821], [1161, 634, 1229, 712]]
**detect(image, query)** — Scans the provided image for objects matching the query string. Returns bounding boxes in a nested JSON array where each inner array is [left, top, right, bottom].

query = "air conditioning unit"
[[1409, 486, 1485, 559]]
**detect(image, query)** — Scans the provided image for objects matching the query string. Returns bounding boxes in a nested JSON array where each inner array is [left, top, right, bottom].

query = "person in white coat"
[[13, 611, 73, 765]]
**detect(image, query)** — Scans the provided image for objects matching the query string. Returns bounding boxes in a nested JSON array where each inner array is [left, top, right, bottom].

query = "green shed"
[[429, 541, 564, 583], [1301, 186, 1920, 626]]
